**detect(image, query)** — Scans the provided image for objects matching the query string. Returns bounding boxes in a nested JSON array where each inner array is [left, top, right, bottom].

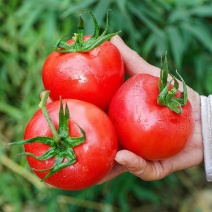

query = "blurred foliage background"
[[1, 0, 212, 211]]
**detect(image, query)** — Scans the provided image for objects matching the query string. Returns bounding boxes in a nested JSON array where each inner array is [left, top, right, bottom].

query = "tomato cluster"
[[13, 12, 194, 190]]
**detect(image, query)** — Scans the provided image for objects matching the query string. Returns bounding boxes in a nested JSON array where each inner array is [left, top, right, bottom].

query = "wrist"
[[200, 95, 212, 181]]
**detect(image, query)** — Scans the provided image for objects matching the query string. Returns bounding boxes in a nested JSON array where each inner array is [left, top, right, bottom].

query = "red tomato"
[[108, 74, 195, 160], [24, 99, 118, 190], [42, 36, 124, 111]]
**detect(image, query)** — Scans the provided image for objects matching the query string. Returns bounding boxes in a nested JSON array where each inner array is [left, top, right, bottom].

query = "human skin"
[[98, 35, 204, 183]]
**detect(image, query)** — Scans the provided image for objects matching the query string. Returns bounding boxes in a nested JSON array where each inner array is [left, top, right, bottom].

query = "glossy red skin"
[[42, 36, 124, 111], [24, 99, 118, 190], [108, 74, 195, 161]]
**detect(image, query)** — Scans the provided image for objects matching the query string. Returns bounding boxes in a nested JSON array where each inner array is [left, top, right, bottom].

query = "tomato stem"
[[157, 52, 188, 114], [39, 91, 61, 144], [53, 10, 121, 53]]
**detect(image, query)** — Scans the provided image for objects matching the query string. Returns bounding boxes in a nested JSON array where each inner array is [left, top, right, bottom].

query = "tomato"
[[42, 11, 124, 111], [42, 36, 124, 111], [108, 74, 195, 160], [23, 99, 118, 190]]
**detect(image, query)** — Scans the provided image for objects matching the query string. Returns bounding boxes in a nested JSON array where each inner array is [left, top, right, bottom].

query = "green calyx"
[[53, 11, 121, 53], [9, 91, 86, 181], [157, 53, 188, 114]]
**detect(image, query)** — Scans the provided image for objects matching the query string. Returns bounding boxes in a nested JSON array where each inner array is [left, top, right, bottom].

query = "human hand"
[[98, 35, 203, 183]]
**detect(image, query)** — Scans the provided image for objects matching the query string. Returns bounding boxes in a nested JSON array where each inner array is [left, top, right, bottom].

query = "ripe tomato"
[[42, 36, 124, 111], [108, 74, 195, 160], [24, 99, 118, 190]]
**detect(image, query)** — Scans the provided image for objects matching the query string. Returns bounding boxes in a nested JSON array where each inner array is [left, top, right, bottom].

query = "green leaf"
[[128, 2, 164, 38], [168, 9, 190, 24], [19, 5, 43, 36], [60, 0, 97, 18], [166, 26, 184, 68], [190, 5, 212, 17], [142, 34, 156, 58], [181, 21, 212, 52]]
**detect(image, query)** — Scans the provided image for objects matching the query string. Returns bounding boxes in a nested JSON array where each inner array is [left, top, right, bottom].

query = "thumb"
[[115, 150, 171, 181], [110, 35, 160, 76]]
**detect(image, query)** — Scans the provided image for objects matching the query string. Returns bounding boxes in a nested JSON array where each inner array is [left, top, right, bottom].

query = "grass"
[[1, 0, 212, 211]]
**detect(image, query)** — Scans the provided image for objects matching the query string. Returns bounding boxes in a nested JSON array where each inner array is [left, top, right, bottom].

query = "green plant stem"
[[0, 154, 47, 191], [39, 91, 61, 144]]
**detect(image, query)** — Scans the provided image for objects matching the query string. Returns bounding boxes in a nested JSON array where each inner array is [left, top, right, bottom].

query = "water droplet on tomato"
[[78, 75, 87, 83], [137, 116, 141, 123]]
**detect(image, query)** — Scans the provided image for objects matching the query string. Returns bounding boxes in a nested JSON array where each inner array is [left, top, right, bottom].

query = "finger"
[[110, 35, 160, 77], [114, 150, 173, 181], [97, 162, 127, 184]]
